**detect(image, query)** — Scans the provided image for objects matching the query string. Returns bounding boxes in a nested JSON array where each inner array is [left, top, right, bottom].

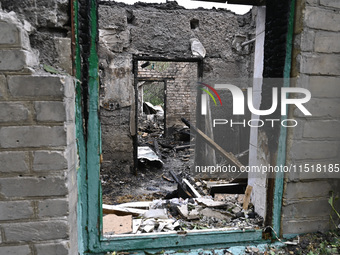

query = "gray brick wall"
[[98, 2, 254, 174], [138, 62, 197, 128], [1, 0, 72, 71], [283, 0, 340, 236], [0, 10, 77, 255], [166, 63, 197, 128]]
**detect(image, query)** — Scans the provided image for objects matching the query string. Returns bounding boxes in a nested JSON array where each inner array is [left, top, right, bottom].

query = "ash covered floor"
[[100, 112, 263, 236], [101, 113, 193, 205]]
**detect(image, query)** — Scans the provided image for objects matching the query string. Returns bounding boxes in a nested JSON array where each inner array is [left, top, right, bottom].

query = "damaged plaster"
[[98, 1, 256, 174]]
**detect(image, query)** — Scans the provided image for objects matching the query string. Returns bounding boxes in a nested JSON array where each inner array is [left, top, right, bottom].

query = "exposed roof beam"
[[192, 0, 266, 6]]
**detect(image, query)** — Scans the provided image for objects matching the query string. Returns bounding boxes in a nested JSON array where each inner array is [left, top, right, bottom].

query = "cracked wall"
[[1, 0, 72, 73], [282, 0, 340, 236], [98, 1, 255, 174], [137, 61, 198, 129], [0, 8, 77, 255]]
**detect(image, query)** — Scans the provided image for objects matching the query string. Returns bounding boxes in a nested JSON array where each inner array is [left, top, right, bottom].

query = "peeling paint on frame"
[[272, 0, 296, 238], [75, 0, 297, 253]]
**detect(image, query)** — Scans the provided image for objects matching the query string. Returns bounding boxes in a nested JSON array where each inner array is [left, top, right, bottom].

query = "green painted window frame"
[[74, 0, 296, 253]]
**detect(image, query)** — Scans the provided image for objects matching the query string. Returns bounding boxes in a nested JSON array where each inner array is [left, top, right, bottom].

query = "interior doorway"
[[75, 0, 302, 251], [96, 1, 262, 240], [133, 58, 200, 193], [138, 80, 166, 136], [100, 56, 262, 237]]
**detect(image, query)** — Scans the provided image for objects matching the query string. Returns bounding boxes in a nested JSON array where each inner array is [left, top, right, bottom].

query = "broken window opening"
[[190, 18, 200, 30], [139, 80, 166, 134], [66, 0, 308, 250], [96, 1, 271, 248], [100, 58, 262, 238]]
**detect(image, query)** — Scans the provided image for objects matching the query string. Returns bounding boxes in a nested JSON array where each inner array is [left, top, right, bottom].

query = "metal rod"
[[241, 38, 256, 47]]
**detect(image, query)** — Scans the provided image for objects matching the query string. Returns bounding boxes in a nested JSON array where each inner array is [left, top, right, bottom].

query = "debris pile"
[[103, 181, 263, 236], [138, 146, 163, 168], [103, 106, 261, 236], [139, 101, 164, 137], [137, 110, 193, 169]]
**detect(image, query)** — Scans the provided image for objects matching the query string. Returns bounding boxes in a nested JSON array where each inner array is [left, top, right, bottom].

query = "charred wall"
[[137, 61, 198, 129], [98, 1, 255, 173], [282, 0, 340, 235], [0, 8, 78, 254], [1, 0, 72, 73]]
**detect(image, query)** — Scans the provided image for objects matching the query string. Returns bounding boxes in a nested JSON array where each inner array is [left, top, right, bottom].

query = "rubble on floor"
[[137, 112, 193, 170], [103, 113, 261, 236], [137, 146, 163, 167], [103, 191, 263, 236], [101, 116, 193, 205], [103, 214, 132, 235]]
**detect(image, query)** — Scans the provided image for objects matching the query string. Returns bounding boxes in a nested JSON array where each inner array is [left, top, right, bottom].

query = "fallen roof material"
[[181, 117, 244, 169]]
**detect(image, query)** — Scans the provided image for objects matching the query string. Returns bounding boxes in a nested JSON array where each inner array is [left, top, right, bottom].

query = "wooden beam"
[[183, 178, 202, 198], [181, 118, 244, 169], [175, 144, 191, 151], [102, 204, 146, 216], [192, 0, 266, 6], [209, 183, 247, 196], [169, 170, 192, 199], [228, 0, 265, 6], [235, 149, 249, 159], [243, 185, 253, 210]]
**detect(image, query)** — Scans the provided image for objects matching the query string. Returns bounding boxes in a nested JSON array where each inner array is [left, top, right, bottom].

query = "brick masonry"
[[137, 61, 197, 129], [1, 0, 72, 71], [0, 10, 77, 255], [283, 0, 340, 236], [0, 0, 338, 251], [98, 2, 255, 174]]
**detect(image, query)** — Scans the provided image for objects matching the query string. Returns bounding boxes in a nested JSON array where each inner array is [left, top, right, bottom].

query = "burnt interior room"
[[0, 0, 339, 252], [98, 0, 259, 236]]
